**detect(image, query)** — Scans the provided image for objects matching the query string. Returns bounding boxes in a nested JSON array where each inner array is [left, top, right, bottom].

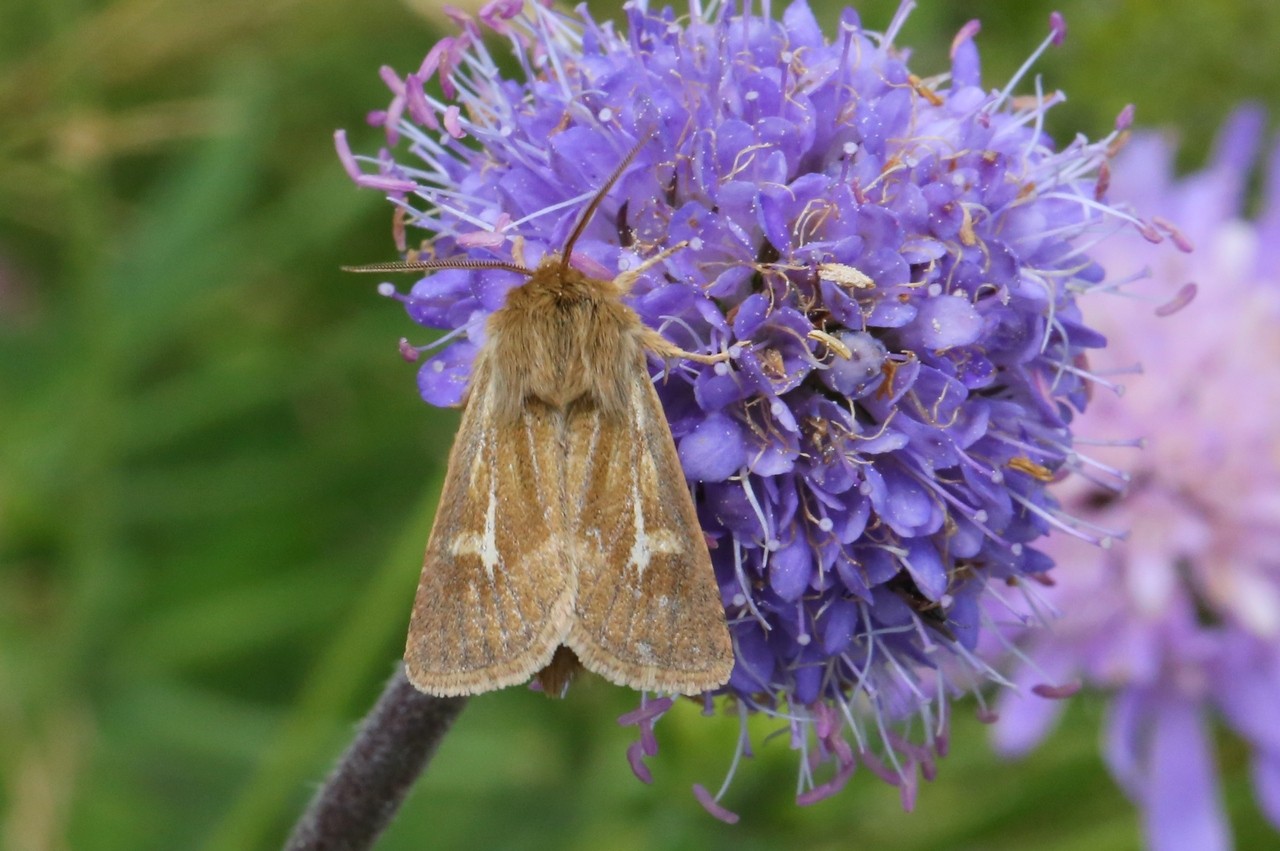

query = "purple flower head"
[[990, 105, 1280, 850], [341, 0, 1140, 815]]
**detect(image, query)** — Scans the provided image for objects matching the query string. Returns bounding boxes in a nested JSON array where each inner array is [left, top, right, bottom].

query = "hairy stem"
[[283, 665, 467, 850]]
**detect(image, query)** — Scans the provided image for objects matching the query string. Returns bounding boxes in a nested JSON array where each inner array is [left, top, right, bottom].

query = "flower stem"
[[283, 665, 467, 851]]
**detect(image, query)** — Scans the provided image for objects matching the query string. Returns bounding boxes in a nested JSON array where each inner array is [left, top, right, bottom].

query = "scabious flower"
[[339, 0, 1141, 818], [990, 106, 1280, 850]]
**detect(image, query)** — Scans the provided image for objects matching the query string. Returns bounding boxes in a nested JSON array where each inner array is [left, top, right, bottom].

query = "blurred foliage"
[[0, 0, 1277, 849]]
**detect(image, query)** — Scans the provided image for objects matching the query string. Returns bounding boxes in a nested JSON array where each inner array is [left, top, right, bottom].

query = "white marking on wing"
[[627, 387, 680, 578], [451, 424, 500, 580]]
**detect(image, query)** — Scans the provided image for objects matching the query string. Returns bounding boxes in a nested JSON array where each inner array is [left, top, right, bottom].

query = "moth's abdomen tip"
[[533, 646, 583, 698]]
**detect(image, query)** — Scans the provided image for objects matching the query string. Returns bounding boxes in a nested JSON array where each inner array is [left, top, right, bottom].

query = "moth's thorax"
[[486, 260, 644, 419]]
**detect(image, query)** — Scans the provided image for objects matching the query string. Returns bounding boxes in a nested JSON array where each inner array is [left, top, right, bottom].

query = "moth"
[[348, 140, 735, 697]]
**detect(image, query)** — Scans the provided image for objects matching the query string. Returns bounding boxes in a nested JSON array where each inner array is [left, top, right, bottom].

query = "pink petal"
[[617, 697, 673, 727], [626, 741, 653, 784], [1048, 12, 1067, 45], [1030, 680, 1082, 699], [692, 784, 740, 824], [796, 759, 856, 806]]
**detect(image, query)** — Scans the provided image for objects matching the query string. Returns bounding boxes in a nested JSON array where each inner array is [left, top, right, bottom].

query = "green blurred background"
[[2, 1, 1278, 849]]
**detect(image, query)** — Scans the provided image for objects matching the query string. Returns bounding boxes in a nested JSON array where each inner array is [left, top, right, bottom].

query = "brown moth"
[[347, 140, 734, 697]]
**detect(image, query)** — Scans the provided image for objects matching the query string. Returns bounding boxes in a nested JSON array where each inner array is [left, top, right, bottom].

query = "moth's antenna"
[[343, 257, 535, 277], [558, 135, 652, 275]]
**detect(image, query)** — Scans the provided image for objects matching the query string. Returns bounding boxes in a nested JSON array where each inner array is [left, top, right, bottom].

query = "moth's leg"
[[638, 326, 731, 365], [614, 241, 689, 294]]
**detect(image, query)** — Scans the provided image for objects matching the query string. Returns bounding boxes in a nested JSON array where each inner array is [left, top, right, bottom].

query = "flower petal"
[[1146, 698, 1229, 851], [678, 413, 748, 482]]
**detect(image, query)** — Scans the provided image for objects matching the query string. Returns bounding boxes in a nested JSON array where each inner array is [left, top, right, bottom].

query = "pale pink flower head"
[[992, 106, 1280, 851]]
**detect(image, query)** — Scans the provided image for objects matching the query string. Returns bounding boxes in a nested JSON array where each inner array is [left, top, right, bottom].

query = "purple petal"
[[1146, 699, 1229, 851], [902, 538, 947, 601], [874, 465, 942, 536], [769, 537, 814, 601], [820, 599, 860, 654], [729, 622, 777, 692], [901, 294, 985, 351], [405, 269, 477, 328], [1209, 637, 1280, 754], [731, 292, 771, 338], [749, 443, 798, 476], [417, 341, 478, 406], [678, 413, 749, 482], [821, 331, 886, 396], [694, 369, 749, 411], [1103, 688, 1151, 798], [1253, 751, 1280, 830], [949, 25, 982, 89], [865, 296, 917, 329]]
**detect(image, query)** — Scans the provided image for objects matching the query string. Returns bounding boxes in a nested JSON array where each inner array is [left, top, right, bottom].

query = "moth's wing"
[[405, 354, 574, 696], [564, 361, 734, 694]]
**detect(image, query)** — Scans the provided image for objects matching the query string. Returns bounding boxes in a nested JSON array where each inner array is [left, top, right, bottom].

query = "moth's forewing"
[[405, 355, 576, 696], [564, 358, 735, 694]]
